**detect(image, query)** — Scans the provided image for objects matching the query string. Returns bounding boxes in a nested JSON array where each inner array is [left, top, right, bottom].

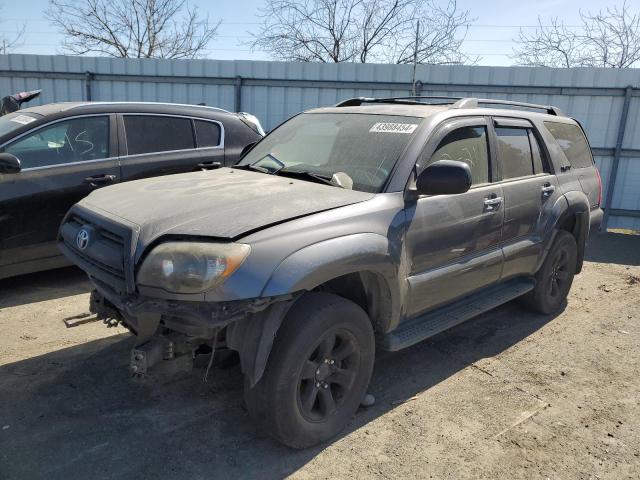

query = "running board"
[[381, 278, 535, 352]]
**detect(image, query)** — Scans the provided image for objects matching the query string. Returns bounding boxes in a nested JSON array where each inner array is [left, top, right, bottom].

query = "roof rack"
[[452, 98, 564, 116], [335, 96, 565, 116], [335, 96, 463, 107]]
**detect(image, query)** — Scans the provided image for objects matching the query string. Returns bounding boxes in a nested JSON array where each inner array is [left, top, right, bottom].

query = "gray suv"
[[59, 96, 603, 448]]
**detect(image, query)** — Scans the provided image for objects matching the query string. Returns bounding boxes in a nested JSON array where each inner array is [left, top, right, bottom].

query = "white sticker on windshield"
[[10, 114, 36, 125], [369, 122, 418, 134]]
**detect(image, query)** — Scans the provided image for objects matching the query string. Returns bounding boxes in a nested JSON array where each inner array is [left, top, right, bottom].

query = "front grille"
[[59, 209, 134, 294]]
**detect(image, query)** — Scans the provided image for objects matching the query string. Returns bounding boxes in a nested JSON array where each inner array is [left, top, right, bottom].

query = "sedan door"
[[404, 117, 504, 317], [118, 114, 223, 181], [0, 114, 118, 275]]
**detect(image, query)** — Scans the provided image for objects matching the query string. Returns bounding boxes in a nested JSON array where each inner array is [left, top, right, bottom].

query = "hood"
[[80, 168, 375, 242]]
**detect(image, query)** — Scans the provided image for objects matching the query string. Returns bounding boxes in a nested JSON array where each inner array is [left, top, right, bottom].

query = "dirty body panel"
[[58, 99, 604, 392]]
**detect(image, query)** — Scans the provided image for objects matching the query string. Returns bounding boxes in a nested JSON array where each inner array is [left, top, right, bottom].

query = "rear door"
[[0, 114, 118, 270], [404, 117, 504, 317], [492, 117, 562, 279], [118, 114, 223, 181]]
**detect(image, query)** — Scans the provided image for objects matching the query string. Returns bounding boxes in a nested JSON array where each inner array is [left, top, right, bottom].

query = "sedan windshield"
[[236, 113, 421, 193], [0, 112, 40, 138]]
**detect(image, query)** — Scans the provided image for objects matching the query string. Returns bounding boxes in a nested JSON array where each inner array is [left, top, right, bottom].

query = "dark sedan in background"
[[0, 101, 264, 279]]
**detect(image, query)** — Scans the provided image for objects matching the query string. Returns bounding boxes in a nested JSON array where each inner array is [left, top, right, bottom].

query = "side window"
[[194, 120, 221, 147], [124, 115, 194, 155], [495, 127, 535, 179], [4, 116, 109, 169], [428, 126, 489, 185], [543, 121, 593, 168]]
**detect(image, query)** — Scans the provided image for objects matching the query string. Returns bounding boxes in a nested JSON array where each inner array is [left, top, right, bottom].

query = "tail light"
[[595, 166, 603, 206]]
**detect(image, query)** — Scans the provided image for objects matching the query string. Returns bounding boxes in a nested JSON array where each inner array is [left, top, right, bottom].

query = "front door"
[[0, 114, 118, 272], [404, 117, 504, 317]]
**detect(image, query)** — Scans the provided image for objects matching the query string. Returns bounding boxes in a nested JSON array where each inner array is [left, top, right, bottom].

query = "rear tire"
[[244, 292, 375, 449], [521, 230, 577, 314]]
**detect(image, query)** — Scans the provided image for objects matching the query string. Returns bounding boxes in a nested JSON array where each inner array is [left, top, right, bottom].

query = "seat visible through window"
[[429, 126, 489, 185]]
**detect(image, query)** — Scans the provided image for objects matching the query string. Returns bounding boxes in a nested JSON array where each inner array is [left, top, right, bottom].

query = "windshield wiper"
[[232, 163, 270, 174], [233, 153, 285, 174], [275, 168, 339, 187]]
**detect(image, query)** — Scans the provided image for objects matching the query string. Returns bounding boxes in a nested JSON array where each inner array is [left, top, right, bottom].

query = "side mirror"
[[0, 152, 21, 174], [416, 160, 472, 196]]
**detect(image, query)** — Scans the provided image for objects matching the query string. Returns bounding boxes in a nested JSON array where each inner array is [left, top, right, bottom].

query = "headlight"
[[137, 242, 250, 294]]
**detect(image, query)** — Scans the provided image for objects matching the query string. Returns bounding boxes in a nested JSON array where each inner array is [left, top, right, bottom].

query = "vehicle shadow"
[[0, 299, 562, 480], [0, 266, 91, 309], [585, 231, 639, 266]]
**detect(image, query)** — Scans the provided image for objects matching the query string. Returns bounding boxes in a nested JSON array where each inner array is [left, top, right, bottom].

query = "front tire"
[[522, 230, 578, 314], [244, 292, 375, 449]]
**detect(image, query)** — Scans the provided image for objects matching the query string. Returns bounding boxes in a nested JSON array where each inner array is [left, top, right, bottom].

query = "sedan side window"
[[124, 115, 194, 155], [3, 116, 109, 169], [194, 120, 221, 147], [427, 126, 489, 185]]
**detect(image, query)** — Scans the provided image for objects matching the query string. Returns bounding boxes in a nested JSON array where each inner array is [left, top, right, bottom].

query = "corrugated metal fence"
[[1, 54, 639, 230]]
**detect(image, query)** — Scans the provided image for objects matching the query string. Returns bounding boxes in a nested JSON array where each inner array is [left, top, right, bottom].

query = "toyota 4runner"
[[59, 96, 603, 448]]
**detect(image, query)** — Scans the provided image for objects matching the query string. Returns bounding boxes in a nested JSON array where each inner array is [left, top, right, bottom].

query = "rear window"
[[544, 121, 593, 169], [124, 115, 194, 155]]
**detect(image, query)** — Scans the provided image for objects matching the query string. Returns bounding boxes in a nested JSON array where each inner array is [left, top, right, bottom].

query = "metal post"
[[411, 20, 420, 96], [234, 75, 243, 112], [602, 85, 633, 230], [415, 80, 423, 96], [85, 71, 93, 101]]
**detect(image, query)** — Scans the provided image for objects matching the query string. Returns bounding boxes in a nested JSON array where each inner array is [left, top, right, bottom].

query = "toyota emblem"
[[76, 228, 90, 250]]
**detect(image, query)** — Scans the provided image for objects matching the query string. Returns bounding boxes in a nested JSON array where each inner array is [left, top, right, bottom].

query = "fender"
[[233, 233, 401, 387], [262, 232, 403, 328], [538, 191, 590, 273]]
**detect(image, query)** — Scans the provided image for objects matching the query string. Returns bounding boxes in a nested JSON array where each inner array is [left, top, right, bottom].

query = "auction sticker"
[[10, 115, 36, 125], [369, 122, 418, 134]]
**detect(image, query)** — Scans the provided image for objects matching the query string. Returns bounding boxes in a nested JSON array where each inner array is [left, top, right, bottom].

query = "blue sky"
[[2, 0, 626, 66]]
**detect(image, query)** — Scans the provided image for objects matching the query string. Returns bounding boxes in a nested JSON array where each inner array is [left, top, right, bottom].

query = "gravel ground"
[[0, 232, 638, 480]]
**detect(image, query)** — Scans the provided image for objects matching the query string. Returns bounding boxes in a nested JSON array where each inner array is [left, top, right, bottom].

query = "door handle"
[[197, 161, 222, 170], [483, 196, 503, 211], [541, 183, 555, 196], [84, 174, 116, 186]]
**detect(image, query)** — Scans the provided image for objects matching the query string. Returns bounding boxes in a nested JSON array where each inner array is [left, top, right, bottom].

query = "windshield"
[[0, 112, 40, 137], [237, 113, 421, 192]]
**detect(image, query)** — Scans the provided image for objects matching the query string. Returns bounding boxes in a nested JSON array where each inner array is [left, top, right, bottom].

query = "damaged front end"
[[89, 286, 295, 383], [58, 206, 298, 384]]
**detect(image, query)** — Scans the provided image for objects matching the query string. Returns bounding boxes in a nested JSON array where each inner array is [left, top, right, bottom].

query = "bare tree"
[[250, 0, 475, 64], [0, 4, 25, 54], [513, 1, 640, 68], [46, 0, 220, 59]]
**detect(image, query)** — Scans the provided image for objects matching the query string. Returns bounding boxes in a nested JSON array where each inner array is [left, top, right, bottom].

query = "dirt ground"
[[0, 232, 639, 480]]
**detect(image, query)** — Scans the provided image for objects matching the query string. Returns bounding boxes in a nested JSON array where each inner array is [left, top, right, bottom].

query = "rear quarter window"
[[194, 120, 221, 147], [544, 121, 593, 169]]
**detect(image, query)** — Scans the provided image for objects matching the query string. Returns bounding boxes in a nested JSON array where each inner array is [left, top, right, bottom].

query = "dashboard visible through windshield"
[[236, 112, 422, 193]]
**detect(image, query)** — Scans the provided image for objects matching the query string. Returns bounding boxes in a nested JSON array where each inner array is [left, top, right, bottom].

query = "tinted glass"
[[124, 116, 194, 155], [496, 127, 534, 179], [544, 121, 593, 168], [238, 113, 420, 193], [429, 126, 489, 185], [4, 116, 109, 169], [195, 120, 221, 147]]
